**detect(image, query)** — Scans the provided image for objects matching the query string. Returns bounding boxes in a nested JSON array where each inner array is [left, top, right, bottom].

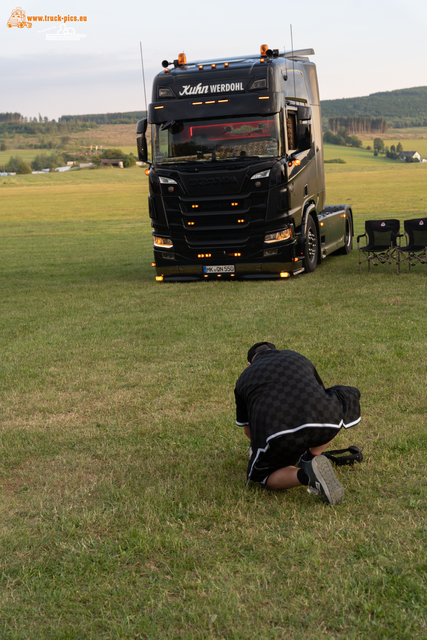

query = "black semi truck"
[[137, 45, 353, 281]]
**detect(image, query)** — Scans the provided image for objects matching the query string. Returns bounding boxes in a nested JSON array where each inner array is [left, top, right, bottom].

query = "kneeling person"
[[234, 342, 361, 505]]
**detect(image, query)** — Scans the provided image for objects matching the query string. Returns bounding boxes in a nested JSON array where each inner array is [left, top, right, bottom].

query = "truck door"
[[285, 107, 317, 228]]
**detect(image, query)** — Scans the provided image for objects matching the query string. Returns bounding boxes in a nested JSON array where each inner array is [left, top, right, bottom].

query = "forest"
[[321, 86, 427, 128]]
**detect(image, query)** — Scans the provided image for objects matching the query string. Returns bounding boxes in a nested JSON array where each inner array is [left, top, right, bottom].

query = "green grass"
[[0, 148, 43, 165], [1, 156, 427, 639]]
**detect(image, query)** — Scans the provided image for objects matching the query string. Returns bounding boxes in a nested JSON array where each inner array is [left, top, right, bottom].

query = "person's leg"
[[309, 439, 335, 456], [266, 465, 301, 490]]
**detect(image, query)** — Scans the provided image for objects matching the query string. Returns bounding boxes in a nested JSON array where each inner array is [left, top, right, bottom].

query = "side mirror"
[[136, 118, 148, 162], [297, 122, 312, 152], [295, 106, 312, 151], [136, 118, 147, 135], [297, 105, 312, 121]]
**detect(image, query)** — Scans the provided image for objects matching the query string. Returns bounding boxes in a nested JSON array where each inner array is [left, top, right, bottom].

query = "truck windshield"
[[152, 114, 282, 165]]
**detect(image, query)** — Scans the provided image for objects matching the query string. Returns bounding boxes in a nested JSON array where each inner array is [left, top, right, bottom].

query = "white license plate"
[[203, 265, 235, 274]]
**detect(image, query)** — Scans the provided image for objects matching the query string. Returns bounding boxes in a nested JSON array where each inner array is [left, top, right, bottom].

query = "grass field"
[[1, 151, 427, 639]]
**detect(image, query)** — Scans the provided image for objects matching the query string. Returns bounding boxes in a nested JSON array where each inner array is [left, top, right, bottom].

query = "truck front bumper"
[[152, 259, 305, 281]]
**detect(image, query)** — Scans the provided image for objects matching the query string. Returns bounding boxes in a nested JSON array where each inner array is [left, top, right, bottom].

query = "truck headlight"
[[158, 177, 177, 185], [153, 235, 173, 248], [264, 228, 292, 243], [251, 169, 270, 180]]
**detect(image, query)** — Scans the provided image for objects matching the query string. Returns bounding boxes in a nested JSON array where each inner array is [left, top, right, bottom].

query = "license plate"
[[203, 265, 235, 274]]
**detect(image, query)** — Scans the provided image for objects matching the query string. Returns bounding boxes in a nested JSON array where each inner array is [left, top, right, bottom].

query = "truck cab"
[[137, 45, 353, 281]]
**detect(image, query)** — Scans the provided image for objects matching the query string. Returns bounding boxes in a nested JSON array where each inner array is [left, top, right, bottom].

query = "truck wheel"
[[340, 210, 353, 254], [304, 215, 318, 273]]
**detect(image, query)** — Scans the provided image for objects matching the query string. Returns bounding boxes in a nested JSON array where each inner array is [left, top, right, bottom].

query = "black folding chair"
[[397, 218, 427, 274], [357, 219, 401, 274]]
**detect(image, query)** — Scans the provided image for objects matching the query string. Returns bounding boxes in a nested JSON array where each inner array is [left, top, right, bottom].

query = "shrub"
[[123, 155, 136, 168], [323, 130, 344, 145], [32, 152, 65, 171], [346, 135, 362, 148], [5, 156, 24, 172], [101, 148, 124, 159], [16, 161, 32, 174]]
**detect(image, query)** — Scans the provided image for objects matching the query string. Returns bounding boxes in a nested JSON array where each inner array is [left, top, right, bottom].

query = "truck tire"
[[304, 214, 318, 273], [340, 209, 353, 254]]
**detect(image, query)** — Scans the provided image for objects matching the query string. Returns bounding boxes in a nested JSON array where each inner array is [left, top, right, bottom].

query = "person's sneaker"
[[305, 454, 344, 505]]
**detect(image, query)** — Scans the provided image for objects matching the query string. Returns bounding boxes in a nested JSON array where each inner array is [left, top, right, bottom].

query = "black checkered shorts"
[[248, 425, 340, 485]]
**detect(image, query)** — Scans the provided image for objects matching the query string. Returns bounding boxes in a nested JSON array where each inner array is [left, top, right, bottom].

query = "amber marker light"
[[198, 65, 203, 70], [211, 63, 216, 69], [224, 62, 229, 68], [192, 102, 203, 105], [218, 99, 228, 103], [294, 158, 301, 166], [192, 204, 199, 209], [151, 262, 156, 267], [188, 221, 195, 226], [156, 276, 164, 281], [280, 272, 290, 278], [145, 168, 150, 176]]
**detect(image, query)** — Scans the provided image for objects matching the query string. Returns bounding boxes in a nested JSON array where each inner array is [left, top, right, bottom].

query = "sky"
[[2, 0, 427, 121]]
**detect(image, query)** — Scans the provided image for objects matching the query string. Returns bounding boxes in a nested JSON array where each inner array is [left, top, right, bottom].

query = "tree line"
[[328, 117, 387, 135], [0, 112, 24, 123], [59, 111, 146, 125], [323, 128, 363, 148]]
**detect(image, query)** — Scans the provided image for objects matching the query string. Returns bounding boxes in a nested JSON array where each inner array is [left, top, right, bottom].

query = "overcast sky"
[[2, 0, 426, 121]]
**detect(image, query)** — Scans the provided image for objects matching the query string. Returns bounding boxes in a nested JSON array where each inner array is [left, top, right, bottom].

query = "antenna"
[[140, 41, 148, 115], [290, 25, 296, 99]]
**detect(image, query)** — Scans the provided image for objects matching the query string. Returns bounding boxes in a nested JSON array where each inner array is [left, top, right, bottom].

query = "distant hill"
[[321, 86, 427, 129], [59, 111, 146, 125]]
